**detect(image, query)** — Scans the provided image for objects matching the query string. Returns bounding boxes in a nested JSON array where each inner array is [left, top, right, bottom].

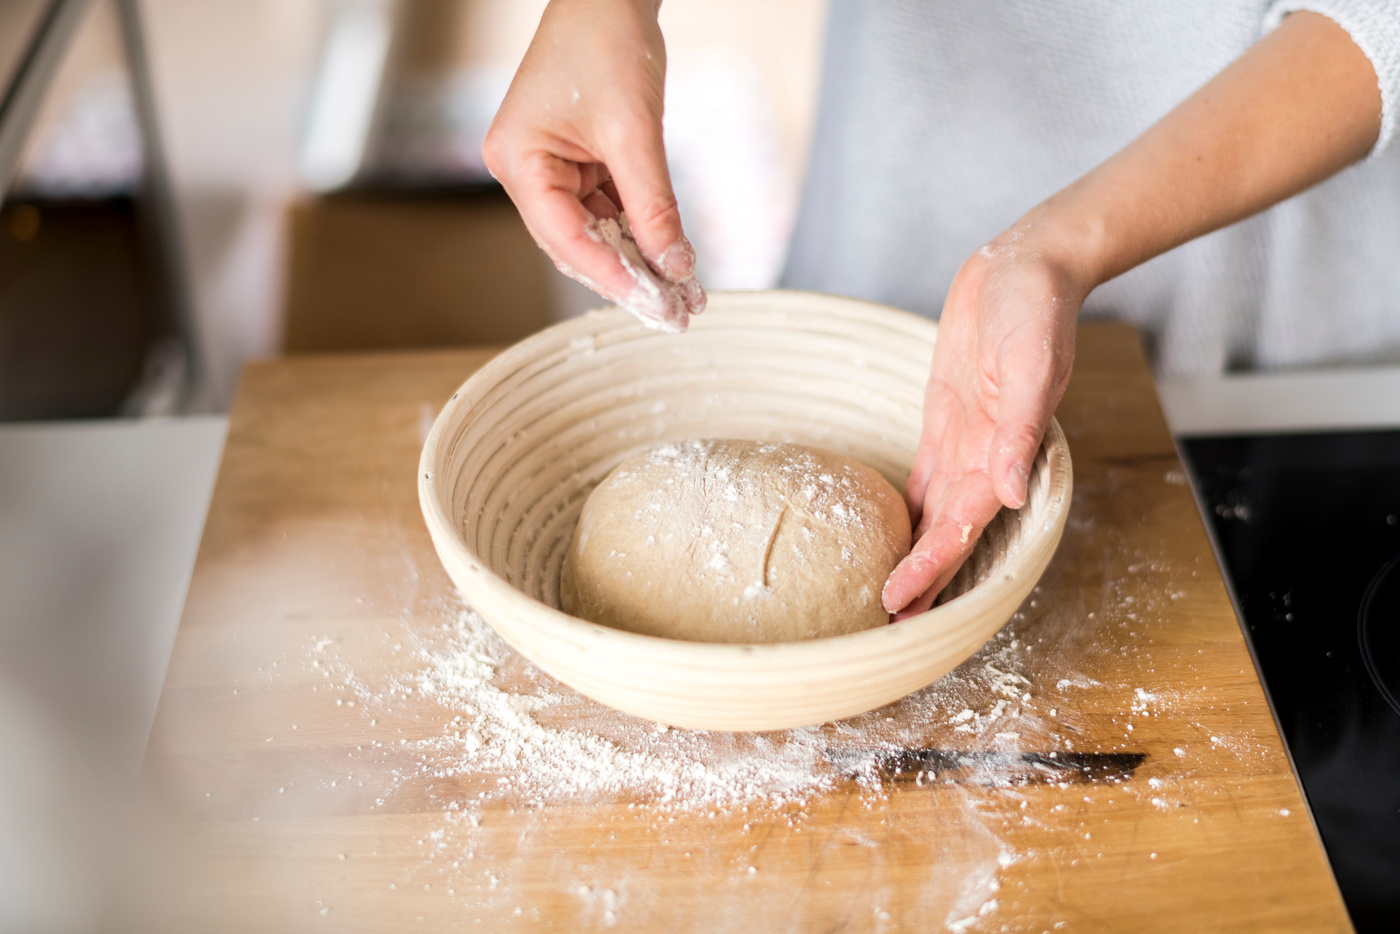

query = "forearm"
[[892, 12, 1386, 612], [1019, 11, 1382, 291]]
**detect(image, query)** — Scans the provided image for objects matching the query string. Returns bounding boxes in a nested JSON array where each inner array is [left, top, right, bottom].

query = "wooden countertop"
[[142, 323, 1351, 932]]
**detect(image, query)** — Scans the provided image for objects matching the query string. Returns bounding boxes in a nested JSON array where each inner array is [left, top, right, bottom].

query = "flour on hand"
[[584, 213, 704, 333]]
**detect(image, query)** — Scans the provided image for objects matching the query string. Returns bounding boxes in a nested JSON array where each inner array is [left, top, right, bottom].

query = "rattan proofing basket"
[[419, 291, 1072, 730]]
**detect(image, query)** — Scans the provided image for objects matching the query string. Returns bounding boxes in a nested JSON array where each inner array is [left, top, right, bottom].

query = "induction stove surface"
[[1182, 430, 1400, 931]]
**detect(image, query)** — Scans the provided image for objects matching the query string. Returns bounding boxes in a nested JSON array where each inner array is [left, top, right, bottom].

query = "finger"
[[674, 270, 706, 316], [563, 169, 693, 329], [903, 429, 940, 529], [895, 520, 991, 622], [882, 471, 1001, 614], [581, 163, 611, 198], [598, 176, 621, 210], [986, 367, 1054, 510], [499, 144, 696, 329], [603, 118, 699, 286], [882, 511, 979, 616], [510, 153, 666, 315], [581, 186, 620, 221], [893, 584, 940, 622], [903, 375, 962, 526]]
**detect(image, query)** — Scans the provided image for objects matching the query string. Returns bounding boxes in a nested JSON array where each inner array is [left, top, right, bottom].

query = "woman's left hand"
[[881, 228, 1085, 619], [881, 10, 1385, 618]]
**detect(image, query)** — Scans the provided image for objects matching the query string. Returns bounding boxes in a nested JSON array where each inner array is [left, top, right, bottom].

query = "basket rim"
[[418, 290, 1073, 664]]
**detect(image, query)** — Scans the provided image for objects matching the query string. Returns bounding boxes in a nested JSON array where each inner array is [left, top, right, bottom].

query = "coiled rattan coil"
[[420, 291, 1072, 730]]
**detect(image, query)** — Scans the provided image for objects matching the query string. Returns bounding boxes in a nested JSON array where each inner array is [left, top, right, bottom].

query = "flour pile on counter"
[[316, 598, 1098, 813], [294, 581, 1230, 932], [360, 607, 839, 807], [321, 604, 1068, 932]]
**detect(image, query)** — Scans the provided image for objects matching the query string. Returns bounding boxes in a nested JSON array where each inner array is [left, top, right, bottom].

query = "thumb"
[[604, 119, 695, 282], [986, 368, 1056, 510]]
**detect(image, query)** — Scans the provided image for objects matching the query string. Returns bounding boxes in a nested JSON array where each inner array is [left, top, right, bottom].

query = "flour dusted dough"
[[560, 440, 912, 643]]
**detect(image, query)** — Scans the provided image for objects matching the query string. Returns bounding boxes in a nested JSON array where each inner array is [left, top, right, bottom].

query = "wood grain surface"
[[140, 325, 1352, 932]]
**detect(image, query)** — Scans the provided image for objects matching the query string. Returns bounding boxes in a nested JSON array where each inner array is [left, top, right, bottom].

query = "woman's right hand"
[[483, 0, 705, 331], [882, 226, 1087, 620]]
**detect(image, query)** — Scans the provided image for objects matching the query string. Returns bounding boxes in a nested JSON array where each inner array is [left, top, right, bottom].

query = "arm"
[[884, 11, 1382, 617], [483, 0, 705, 331]]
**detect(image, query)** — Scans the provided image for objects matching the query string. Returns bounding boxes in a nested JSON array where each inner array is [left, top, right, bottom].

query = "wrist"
[[975, 200, 1104, 324], [1007, 189, 1114, 300], [548, 0, 661, 17]]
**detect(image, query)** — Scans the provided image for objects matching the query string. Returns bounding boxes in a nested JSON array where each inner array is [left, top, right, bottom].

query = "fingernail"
[[657, 237, 696, 280], [880, 575, 898, 610], [679, 275, 707, 315], [1007, 461, 1029, 508]]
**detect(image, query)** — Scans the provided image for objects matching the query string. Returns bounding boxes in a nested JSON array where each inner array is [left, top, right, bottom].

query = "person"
[[483, 0, 1400, 618]]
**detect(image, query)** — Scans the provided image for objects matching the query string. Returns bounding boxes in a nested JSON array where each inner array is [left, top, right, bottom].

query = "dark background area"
[[1183, 431, 1400, 932], [0, 196, 169, 420]]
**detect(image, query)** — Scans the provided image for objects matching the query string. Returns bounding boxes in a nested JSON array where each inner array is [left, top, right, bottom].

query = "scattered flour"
[[281, 504, 1259, 931], [350, 607, 836, 809], [308, 597, 1164, 818], [585, 214, 703, 333]]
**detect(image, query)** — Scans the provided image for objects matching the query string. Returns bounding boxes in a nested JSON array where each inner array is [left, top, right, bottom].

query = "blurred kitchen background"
[[2, 0, 827, 419], [0, 2, 824, 929], [9, 5, 1400, 931]]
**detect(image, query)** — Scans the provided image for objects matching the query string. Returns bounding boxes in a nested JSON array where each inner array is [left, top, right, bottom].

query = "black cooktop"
[[1182, 430, 1400, 932]]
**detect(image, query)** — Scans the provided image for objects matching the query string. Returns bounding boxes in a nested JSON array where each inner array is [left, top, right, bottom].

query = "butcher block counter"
[[141, 322, 1351, 932]]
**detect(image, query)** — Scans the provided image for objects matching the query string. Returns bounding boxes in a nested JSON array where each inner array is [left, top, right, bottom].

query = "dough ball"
[[560, 439, 912, 643]]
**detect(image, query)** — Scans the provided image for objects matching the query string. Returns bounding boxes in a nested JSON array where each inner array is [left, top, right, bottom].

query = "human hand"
[[881, 230, 1085, 619], [879, 7, 1383, 620], [483, 0, 704, 332]]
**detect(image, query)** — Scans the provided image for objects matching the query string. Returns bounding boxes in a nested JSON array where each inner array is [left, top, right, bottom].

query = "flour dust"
[[282, 510, 1264, 932]]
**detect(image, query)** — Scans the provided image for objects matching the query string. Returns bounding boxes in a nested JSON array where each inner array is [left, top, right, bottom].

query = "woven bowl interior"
[[435, 292, 1046, 622]]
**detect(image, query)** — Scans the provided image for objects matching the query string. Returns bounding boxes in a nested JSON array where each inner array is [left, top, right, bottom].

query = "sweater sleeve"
[[1262, 0, 1400, 155]]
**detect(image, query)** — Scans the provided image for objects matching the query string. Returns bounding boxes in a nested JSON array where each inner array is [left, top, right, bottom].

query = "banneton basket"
[[419, 291, 1072, 731]]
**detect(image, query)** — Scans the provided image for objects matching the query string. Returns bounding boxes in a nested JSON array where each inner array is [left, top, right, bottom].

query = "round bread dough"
[[560, 439, 912, 643]]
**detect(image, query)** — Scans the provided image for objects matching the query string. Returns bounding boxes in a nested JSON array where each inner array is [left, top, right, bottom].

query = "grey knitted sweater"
[[781, 1, 1400, 376]]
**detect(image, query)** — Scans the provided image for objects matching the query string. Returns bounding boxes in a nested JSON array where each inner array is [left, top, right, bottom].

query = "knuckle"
[[481, 126, 509, 175], [1001, 422, 1046, 458], [623, 191, 681, 236]]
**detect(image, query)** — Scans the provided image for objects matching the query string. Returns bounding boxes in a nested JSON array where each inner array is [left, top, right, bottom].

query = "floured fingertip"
[[678, 275, 707, 315], [656, 237, 697, 280], [881, 555, 925, 613], [593, 213, 699, 333], [627, 296, 689, 333]]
